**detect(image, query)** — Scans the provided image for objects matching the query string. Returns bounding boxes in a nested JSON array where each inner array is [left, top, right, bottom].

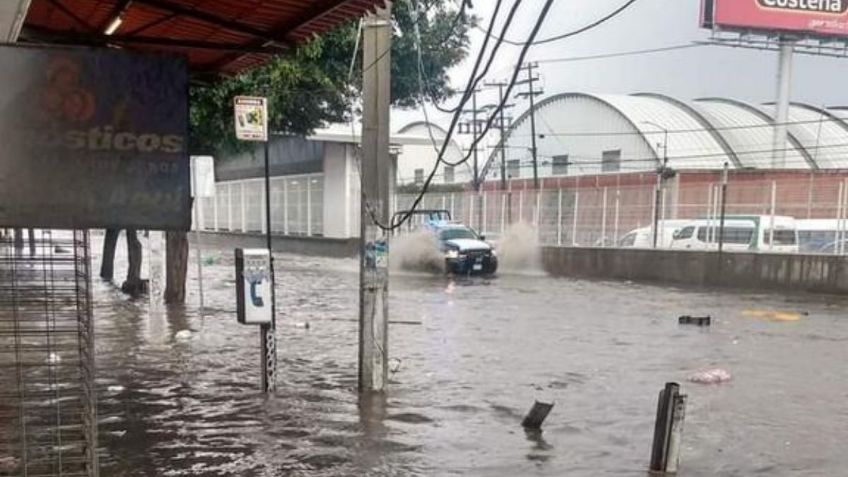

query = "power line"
[[536, 43, 705, 64], [387, 0, 557, 231], [509, 117, 848, 138], [475, 0, 640, 46]]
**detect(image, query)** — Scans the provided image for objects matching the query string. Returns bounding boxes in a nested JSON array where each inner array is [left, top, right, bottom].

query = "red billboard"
[[702, 0, 848, 39]]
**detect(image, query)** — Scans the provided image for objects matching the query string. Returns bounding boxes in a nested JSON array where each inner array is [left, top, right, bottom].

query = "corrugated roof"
[[595, 94, 731, 169], [693, 98, 811, 169], [21, 0, 384, 74], [761, 102, 848, 170]]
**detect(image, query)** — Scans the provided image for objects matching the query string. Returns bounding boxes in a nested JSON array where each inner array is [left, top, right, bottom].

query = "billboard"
[[702, 0, 848, 39], [0, 45, 189, 230]]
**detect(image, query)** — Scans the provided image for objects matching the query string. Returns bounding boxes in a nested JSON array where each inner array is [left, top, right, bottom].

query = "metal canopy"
[[20, 0, 384, 74]]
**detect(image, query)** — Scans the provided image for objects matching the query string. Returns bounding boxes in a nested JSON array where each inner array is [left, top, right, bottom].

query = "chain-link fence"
[[396, 172, 848, 255]]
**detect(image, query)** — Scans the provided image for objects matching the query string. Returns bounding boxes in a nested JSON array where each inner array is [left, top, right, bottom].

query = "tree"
[[189, 0, 474, 154]]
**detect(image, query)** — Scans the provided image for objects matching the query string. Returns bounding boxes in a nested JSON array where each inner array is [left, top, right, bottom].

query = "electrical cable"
[[382, 0, 557, 231], [475, 0, 640, 46], [536, 43, 704, 64]]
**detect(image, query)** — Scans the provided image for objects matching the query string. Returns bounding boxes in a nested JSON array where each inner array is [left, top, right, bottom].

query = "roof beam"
[[46, 0, 95, 32], [205, 0, 356, 72], [131, 0, 293, 47], [20, 25, 287, 53]]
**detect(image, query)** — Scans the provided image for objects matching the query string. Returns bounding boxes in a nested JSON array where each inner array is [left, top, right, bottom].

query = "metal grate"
[[0, 229, 98, 477]]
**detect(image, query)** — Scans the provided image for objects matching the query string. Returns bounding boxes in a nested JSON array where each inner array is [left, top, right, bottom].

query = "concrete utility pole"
[[459, 88, 485, 231], [359, 3, 392, 394], [484, 80, 514, 191], [773, 38, 795, 169], [516, 63, 543, 190]]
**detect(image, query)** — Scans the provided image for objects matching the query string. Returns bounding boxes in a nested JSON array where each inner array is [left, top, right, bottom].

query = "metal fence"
[[195, 174, 324, 236], [0, 229, 99, 477], [396, 174, 848, 254]]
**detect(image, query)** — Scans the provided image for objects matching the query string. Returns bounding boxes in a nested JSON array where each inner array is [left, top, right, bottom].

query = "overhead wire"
[[382, 0, 556, 231], [475, 0, 640, 46]]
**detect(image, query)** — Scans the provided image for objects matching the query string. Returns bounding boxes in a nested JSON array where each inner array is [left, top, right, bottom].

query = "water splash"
[[494, 222, 542, 273], [389, 231, 445, 274]]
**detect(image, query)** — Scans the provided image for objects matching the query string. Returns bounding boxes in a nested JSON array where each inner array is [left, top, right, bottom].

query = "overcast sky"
[[393, 0, 848, 129]]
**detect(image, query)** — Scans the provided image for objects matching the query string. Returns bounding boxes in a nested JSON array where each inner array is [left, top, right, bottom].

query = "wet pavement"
[[37, 238, 848, 475]]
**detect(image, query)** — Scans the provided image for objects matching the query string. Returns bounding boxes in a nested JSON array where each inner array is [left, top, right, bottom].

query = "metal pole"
[[652, 181, 661, 249], [773, 40, 794, 169], [261, 139, 277, 393], [769, 180, 777, 252], [833, 181, 845, 255], [614, 188, 621, 245], [601, 187, 608, 247], [359, 4, 392, 393], [572, 190, 580, 246], [557, 188, 563, 245], [718, 163, 729, 255], [498, 84, 508, 191], [527, 63, 540, 190], [191, 158, 205, 312]]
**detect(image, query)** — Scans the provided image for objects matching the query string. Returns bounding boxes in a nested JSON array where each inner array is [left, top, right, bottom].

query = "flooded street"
[[89, 239, 848, 476]]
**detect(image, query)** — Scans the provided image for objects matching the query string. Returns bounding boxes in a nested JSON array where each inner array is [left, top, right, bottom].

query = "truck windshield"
[[439, 228, 478, 241]]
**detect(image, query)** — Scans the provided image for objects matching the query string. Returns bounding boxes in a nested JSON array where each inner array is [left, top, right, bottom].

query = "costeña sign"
[[702, 0, 848, 39]]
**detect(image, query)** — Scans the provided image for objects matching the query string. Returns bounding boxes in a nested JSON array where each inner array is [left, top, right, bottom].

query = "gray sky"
[[394, 0, 848, 129]]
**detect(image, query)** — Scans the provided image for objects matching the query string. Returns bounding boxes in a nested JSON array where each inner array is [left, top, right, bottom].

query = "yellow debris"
[[741, 309, 801, 322]]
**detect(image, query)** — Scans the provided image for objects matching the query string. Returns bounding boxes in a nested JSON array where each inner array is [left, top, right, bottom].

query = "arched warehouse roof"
[[490, 92, 848, 181]]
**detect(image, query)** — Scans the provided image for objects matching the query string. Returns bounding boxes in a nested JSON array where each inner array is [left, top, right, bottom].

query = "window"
[[601, 150, 621, 172], [552, 155, 569, 176], [675, 226, 695, 240], [619, 233, 636, 247], [414, 168, 424, 185], [507, 160, 520, 179], [443, 165, 455, 183], [696, 226, 754, 244], [763, 230, 797, 246], [439, 227, 479, 241]]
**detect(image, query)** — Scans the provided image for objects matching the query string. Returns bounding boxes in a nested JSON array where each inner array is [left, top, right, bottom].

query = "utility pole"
[[644, 121, 669, 249], [459, 87, 485, 231], [359, 3, 392, 394], [484, 80, 513, 191], [516, 62, 543, 190]]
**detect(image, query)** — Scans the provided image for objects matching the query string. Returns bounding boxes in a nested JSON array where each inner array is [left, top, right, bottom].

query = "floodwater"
[[63, 237, 848, 475]]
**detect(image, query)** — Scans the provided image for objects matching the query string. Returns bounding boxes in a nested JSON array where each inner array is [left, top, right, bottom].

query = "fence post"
[[261, 181, 267, 234], [769, 180, 777, 252], [535, 190, 541, 228], [833, 180, 845, 255], [557, 188, 563, 245], [501, 193, 507, 235], [614, 188, 621, 245], [240, 182, 247, 233], [283, 179, 289, 235], [601, 187, 608, 247], [482, 191, 488, 236], [519, 190, 524, 223], [213, 187, 219, 231], [307, 177, 313, 236], [572, 190, 580, 246], [227, 182, 233, 231], [450, 193, 455, 219]]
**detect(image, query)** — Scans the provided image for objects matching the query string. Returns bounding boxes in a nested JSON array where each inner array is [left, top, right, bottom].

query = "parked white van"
[[669, 215, 799, 253], [617, 221, 690, 248]]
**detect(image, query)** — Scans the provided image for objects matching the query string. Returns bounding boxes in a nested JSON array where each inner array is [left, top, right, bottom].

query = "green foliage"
[[189, 0, 473, 155]]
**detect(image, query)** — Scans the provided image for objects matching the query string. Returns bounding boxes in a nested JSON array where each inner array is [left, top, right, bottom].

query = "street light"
[[642, 121, 670, 250]]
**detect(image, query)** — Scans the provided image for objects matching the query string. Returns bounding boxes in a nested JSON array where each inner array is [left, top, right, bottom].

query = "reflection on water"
[[7, 236, 848, 476]]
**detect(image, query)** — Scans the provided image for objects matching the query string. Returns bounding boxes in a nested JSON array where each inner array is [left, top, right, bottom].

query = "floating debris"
[[687, 368, 732, 385], [742, 309, 801, 322], [679, 315, 711, 326]]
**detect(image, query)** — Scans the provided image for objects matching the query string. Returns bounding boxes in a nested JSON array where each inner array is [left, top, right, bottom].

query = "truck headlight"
[[490, 248, 497, 257], [446, 249, 459, 259]]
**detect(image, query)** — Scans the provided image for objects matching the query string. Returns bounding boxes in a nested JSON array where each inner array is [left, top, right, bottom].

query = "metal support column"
[[773, 40, 794, 169]]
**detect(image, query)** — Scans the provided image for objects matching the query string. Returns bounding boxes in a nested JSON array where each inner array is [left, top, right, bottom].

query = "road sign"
[[233, 96, 268, 142]]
